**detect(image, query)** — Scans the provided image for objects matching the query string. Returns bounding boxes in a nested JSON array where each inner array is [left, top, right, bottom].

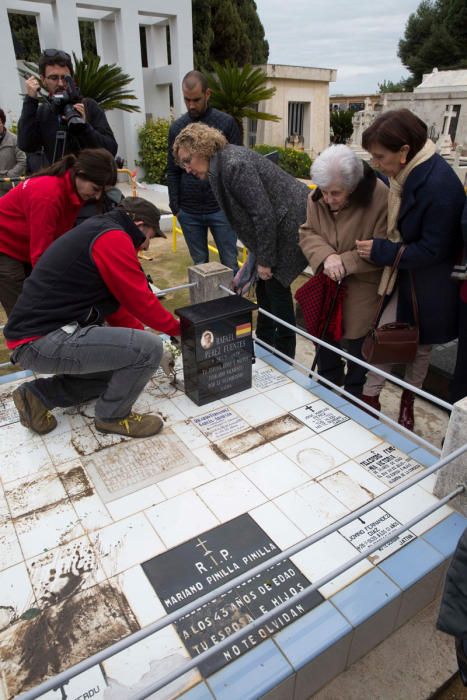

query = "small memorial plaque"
[[291, 400, 349, 433], [253, 365, 291, 391], [356, 443, 423, 486], [339, 506, 416, 564], [142, 514, 323, 675], [37, 665, 106, 700], [192, 406, 249, 441], [176, 296, 257, 406]]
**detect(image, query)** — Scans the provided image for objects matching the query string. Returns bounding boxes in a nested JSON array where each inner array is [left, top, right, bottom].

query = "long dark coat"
[[437, 527, 467, 639], [208, 145, 309, 287], [370, 153, 465, 344]]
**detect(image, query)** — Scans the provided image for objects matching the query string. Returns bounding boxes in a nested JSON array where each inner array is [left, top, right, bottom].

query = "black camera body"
[[50, 76, 85, 129]]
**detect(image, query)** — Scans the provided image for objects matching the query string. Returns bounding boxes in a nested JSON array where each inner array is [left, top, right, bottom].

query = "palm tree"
[[207, 61, 280, 138], [330, 110, 353, 144], [19, 53, 140, 113]]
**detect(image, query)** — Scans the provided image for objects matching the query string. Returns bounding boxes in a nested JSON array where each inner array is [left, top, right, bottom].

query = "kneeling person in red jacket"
[[4, 197, 180, 439]]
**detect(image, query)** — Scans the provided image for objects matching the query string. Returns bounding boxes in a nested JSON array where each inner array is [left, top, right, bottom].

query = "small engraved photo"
[[200, 329, 215, 350]]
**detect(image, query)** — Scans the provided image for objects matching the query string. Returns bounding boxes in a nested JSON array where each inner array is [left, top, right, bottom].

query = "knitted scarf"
[[378, 138, 436, 295]]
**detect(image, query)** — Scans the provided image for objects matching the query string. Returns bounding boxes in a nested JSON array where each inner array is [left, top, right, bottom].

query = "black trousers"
[[315, 336, 367, 397], [255, 277, 297, 358], [451, 299, 467, 403]]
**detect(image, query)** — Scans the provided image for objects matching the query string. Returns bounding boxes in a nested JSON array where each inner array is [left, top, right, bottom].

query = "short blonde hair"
[[173, 123, 227, 164]]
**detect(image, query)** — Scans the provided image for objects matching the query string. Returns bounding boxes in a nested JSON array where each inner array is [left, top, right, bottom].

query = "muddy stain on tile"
[[214, 427, 266, 459], [0, 581, 139, 698], [256, 414, 302, 442], [59, 465, 94, 499]]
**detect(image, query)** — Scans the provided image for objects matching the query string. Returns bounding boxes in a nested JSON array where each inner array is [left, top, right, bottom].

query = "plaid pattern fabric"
[[294, 272, 345, 342]]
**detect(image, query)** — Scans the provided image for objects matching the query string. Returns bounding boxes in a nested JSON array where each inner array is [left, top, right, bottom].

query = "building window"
[[140, 26, 148, 67], [288, 102, 305, 137], [247, 104, 259, 147]]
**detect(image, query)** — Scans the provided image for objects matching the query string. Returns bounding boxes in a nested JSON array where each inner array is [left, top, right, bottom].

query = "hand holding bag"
[[362, 246, 419, 365]]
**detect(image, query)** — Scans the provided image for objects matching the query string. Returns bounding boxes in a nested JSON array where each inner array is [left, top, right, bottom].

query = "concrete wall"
[[0, 0, 193, 170], [255, 65, 336, 158]]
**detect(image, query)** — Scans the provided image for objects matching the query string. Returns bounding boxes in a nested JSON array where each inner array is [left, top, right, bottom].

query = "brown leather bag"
[[362, 246, 419, 365]]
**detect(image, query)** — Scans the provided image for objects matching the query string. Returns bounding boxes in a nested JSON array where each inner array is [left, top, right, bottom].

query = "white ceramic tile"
[[193, 445, 236, 478], [44, 425, 99, 465], [242, 452, 309, 499], [71, 492, 113, 532], [252, 364, 291, 392], [282, 434, 349, 478], [196, 471, 267, 522], [116, 565, 166, 626], [0, 519, 23, 571], [170, 419, 210, 450], [140, 396, 186, 424], [50, 409, 88, 437], [264, 383, 318, 412], [0, 420, 40, 454], [158, 466, 213, 499], [191, 405, 249, 442], [0, 562, 36, 628], [0, 436, 55, 484], [146, 491, 219, 548], [275, 482, 349, 536], [383, 484, 453, 536], [172, 394, 224, 418], [250, 501, 306, 550], [317, 461, 387, 511], [222, 385, 259, 404], [269, 425, 315, 451], [230, 394, 284, 427], [230, 442, 277, 468], [14, 500, 85, 560], [89, 513, 165, 578], [106, 483, 166, 521], [26, 536, 102, 607], [418, 473, 437, 494], [291, 531, 373, 598], [321, 420, 383, 458], [5, 472, 67, 518]]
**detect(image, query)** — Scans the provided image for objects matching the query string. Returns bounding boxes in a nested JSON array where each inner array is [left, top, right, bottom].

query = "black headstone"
[[175, 295, 257, 406]]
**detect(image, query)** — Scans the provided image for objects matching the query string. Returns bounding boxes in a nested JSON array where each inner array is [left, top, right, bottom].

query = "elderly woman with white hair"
[[299, 144, 388, 397]]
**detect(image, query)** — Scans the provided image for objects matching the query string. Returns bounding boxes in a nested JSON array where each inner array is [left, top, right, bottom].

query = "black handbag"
[[362, 245, 419, 365]]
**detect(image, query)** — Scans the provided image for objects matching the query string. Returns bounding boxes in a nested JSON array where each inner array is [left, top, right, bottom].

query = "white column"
[[35, 3, 57, 49], [434, 396, 467, 516], [0, 4, 23, 123], [168, 6, 193, 118], [51, 0, 82, 60], [145, 22, 170, 120]]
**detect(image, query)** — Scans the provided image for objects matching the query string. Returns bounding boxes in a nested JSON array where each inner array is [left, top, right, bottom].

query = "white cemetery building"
[[0, 0, 193, 169]]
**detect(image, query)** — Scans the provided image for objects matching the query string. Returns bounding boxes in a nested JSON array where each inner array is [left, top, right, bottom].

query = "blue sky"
[[254, 0, 422, 94]]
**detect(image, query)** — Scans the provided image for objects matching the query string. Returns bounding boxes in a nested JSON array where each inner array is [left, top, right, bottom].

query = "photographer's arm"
[[74, 99, 118, 156]]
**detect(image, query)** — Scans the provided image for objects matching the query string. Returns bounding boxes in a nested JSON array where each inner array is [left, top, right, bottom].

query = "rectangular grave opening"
[[176, 296, 257, 406], [141, 514, 323, 676]]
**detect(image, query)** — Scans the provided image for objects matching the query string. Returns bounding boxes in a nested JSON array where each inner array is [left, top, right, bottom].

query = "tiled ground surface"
[[0, 342, 458, 700]]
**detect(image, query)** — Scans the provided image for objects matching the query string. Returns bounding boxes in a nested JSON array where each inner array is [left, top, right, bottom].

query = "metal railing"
[[16, 442, 466, 700]]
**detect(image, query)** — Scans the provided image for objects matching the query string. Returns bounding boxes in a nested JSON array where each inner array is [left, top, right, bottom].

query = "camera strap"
[[52, 129, 67, 163]]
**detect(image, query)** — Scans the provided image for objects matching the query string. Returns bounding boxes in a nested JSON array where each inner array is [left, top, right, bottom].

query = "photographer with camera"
[[17, 49, 117, 171]]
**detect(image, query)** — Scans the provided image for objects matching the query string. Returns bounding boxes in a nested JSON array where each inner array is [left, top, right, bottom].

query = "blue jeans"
[[11, 324, 163, 421], [177, 208, 238, 273]]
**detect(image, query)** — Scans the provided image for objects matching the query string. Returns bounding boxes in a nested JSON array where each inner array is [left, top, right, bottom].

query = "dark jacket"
[[370, 153, 465, 344], [4, 209, 144, 340], [167, 106, 242, 215], [437, 527, 467, 639], [209, 145, 310, 288], [17, 96, 118, 170]]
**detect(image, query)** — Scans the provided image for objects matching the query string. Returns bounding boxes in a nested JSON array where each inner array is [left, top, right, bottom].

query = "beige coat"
[[299, 179, 388, 339]]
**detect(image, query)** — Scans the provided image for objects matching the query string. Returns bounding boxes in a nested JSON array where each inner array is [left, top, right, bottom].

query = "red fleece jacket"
[[0, 170, 83, 265]]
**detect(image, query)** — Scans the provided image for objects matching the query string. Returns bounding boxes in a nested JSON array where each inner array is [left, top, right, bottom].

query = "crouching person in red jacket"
[[4, 197, 180, 439]]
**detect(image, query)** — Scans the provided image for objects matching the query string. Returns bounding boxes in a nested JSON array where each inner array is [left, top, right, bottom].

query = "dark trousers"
[[255, 277, 297, 358], [315, 336, 367, 397], [0, 253, 31, 317], [451, 300, 467, 403]]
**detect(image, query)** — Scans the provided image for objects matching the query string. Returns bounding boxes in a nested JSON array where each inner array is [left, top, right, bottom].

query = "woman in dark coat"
[[356, 109, 465, 430], [437, 527, 467, 685], [173, 122, 309, 358]]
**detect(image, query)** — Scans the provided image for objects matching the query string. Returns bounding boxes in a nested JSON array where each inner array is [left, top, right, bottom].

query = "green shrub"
[[137, 118, 170, 184], [252, 144, 312, 178]]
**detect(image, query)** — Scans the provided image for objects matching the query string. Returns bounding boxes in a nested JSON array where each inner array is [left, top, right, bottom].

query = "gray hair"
[[311, 145, 364, 191]]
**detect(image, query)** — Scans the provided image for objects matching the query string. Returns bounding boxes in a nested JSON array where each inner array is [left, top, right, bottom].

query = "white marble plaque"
[[192, 406, 249, 441], [291, 400, 348, 433], [0, 393, 20, 427], [339, 506, 416, 564], [38, 665, 106, 700], [357, 443, 423, 485], [84, 429, 200, 502], [253, 365, 290, 391]]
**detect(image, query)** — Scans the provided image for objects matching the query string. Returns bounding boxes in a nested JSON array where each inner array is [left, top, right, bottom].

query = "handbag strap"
[[369, 245, 419, 329]]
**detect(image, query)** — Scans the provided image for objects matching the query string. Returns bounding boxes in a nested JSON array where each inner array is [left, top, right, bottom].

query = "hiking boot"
[[12, 384, 57, 435], [95, 412, 163, 438], [360, 394, 382, 414], [398, 389, 415, 431]]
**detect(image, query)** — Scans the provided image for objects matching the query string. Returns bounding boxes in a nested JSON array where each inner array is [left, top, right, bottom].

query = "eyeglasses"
[[42, 49, 71, 61], [44, 74, 69, 82], [177, 154, 193, 167]]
